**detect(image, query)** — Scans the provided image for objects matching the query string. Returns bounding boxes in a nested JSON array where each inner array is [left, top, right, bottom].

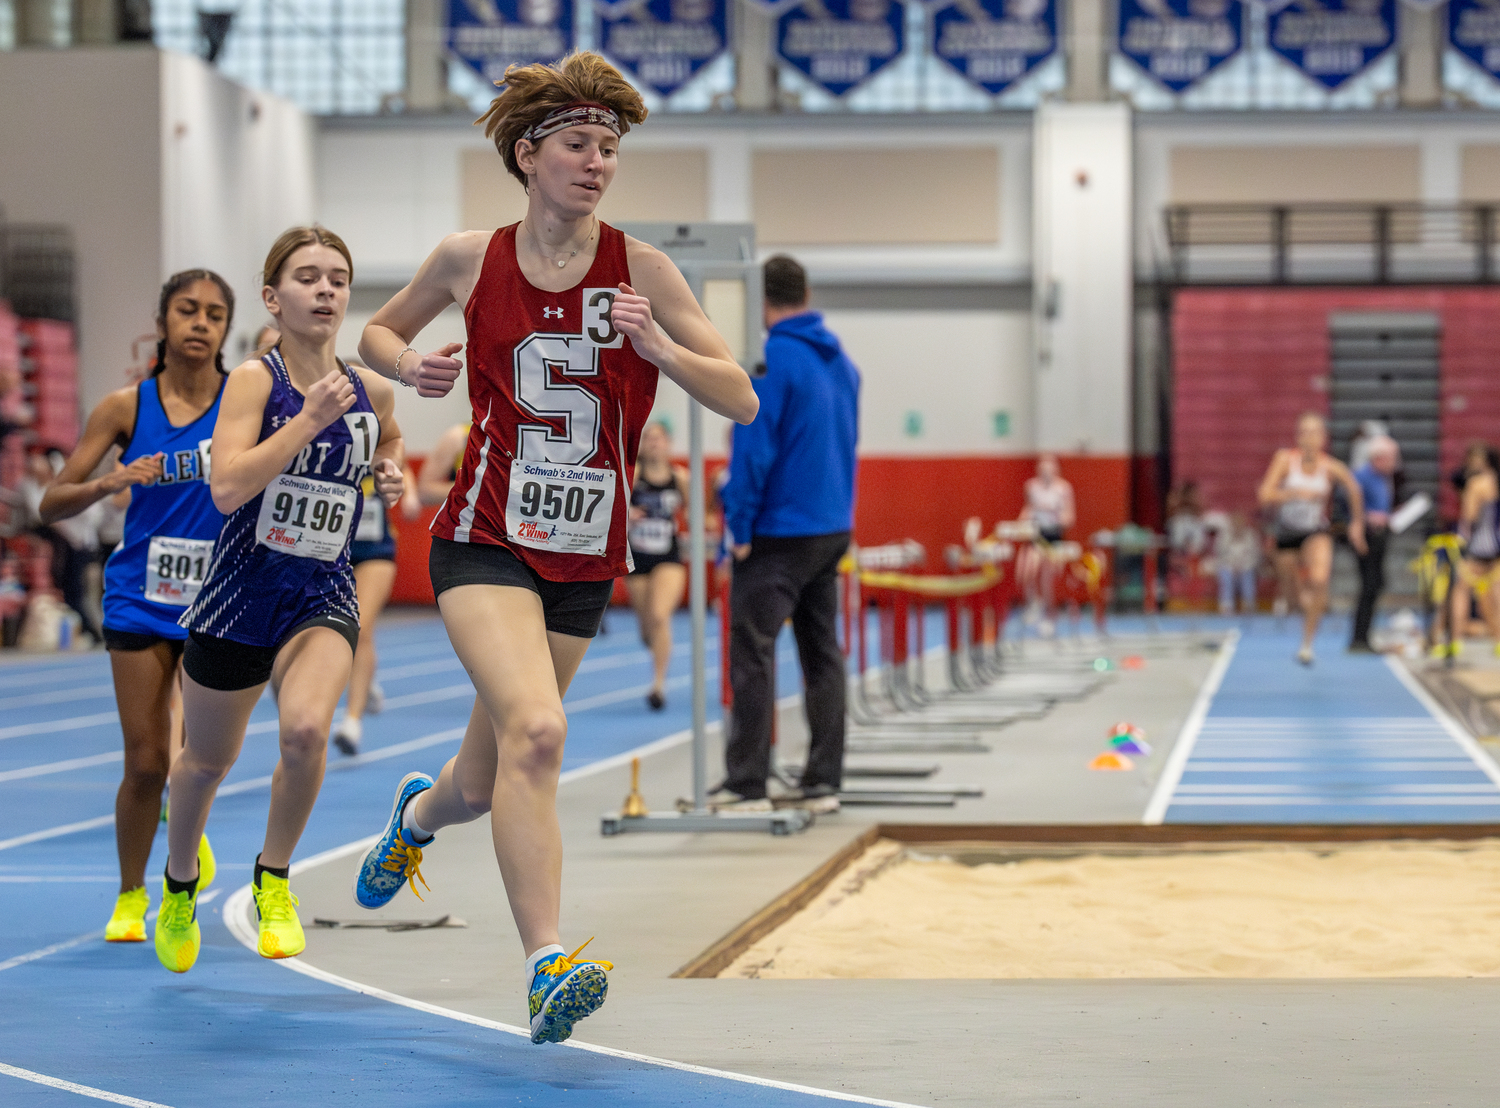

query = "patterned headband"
[[522, 102, 621, 145]]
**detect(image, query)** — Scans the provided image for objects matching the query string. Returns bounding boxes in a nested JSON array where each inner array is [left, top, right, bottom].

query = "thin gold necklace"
[[528, 218, 596, 270]]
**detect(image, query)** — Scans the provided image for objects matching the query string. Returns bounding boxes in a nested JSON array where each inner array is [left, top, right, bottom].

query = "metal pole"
[[689, 396, 708, 812]]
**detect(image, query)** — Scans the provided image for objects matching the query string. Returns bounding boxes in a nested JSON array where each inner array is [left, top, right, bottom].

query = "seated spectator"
[[1210, 511, 1262, 615]]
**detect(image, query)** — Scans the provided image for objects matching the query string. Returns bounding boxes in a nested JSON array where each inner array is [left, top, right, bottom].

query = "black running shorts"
[[183, 613, 359, 692], [428, 537, 613, 639], [102, 627, 186, 660]]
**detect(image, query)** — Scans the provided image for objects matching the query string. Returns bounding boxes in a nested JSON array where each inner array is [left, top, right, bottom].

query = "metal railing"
[[1164, 203, 1500, 286]]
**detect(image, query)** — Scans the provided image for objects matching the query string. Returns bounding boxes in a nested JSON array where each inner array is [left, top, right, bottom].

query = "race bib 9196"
[[144, 536, 213, 606], [256, 473, 358, 561], [505, 461, 616, 557]]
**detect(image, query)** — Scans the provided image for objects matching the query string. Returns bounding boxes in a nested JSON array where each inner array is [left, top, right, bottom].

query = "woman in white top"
[[1018, 454, 1075, 630], [1258, 412, 1365, 665], [1022, 454, 1074, 543]]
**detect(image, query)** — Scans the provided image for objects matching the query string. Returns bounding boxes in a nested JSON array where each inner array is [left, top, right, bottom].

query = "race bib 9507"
[[505, 461, 616, 557]]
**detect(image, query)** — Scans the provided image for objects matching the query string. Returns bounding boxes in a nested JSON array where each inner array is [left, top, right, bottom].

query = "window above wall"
[[151, 0, 406, 116], [0, 0, 1466, 115]]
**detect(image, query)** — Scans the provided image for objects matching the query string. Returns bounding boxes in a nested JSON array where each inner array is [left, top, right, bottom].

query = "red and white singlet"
[[431, 222, 660, 581]]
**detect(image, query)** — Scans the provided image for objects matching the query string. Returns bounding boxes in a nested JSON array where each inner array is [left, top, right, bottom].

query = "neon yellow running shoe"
[[197, 834, 216, 893], [105, 886, 149, 943], [154, 879, 200, 973], [252, 870, 305, 959]]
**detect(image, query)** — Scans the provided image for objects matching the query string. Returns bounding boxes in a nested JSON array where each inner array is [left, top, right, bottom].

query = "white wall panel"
[[160, 52, 314, 364], [1033, 102, 1131, 455], [825, 308, 1033, 456]]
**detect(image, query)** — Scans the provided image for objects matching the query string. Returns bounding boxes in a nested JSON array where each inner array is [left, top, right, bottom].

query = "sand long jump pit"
[[677, 825, 1500, 980]]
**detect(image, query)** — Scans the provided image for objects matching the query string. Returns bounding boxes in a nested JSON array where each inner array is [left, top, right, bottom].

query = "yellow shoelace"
[[159, 889, 193, 928], [539, 937, 615, 977], [254, 883, 300, 923], [381, 840, 429, 901]]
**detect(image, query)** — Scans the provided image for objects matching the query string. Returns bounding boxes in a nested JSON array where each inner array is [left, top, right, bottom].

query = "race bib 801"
[[144, 536, 213, 606]]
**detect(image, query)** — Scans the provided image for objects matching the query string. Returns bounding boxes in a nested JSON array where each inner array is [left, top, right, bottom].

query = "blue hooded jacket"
[[722, 311, 860, 543]]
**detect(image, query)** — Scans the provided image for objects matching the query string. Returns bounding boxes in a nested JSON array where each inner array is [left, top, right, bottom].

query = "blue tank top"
[[182, 349, 377, 647], [101, 376, 226, 639]]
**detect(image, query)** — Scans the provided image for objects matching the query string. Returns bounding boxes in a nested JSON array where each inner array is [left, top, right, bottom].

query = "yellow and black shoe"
[[154, 876, 200, 973], [197, 834, 216, 893], [252, 869, 305, 960], [105, 886, 149, 943]]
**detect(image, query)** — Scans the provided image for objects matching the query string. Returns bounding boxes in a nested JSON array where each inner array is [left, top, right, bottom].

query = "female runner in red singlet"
[[350, 52, 757, 1045]]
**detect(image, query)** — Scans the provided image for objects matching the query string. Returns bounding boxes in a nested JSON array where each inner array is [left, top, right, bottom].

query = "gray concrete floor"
[[277, 631, 1500, 1107]]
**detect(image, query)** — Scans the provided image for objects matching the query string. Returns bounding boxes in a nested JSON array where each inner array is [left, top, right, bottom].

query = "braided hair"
[[153, 269, 235, 377]]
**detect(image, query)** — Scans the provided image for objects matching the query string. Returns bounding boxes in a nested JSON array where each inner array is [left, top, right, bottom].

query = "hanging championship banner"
[[1268, 0, 1394, 90], [931, 0, 1058, 96], [1117, 0, 1242, 93], [1451, 0, 1500, 84], [596, 0, 729, 96], [448, 0, 575, 86], [777, 0, 906, 96]]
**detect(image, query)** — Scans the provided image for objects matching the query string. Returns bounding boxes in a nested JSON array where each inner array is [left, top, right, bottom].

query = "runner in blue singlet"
[[152, 226, 407, 974], [39, 270, 233, 943]]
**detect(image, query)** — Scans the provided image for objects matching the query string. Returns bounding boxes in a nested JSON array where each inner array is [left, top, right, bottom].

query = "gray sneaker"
[[705, 788, 773, 813], [778, 784, 839, 814]]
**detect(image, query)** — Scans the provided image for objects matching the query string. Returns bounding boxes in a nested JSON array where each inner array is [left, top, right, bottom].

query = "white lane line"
[[371, 641, 712, 683], [1174, 782, 1500, 794], [1386, 656, 1500, 790], [1179, 760, 1482, 772], [0, 1062, 175, 1107], [0, 929, 99, 973], [220, 702, 922, 1108], [0, 750, 122, 783], [1142, 629, 1239, 825], [0, 712, 120, 743], [0, 684, 116, 711], [0, 815, 114, 853], [1166, 795, 1500, 806], [0, 875, 121, 882], [0, 666, 109, 691]]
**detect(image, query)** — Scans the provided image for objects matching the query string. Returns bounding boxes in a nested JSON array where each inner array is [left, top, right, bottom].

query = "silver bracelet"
[[393, 347, 419, 388]]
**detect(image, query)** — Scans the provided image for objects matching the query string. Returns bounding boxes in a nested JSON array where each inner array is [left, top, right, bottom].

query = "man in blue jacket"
[[716, 255, 860, 814]]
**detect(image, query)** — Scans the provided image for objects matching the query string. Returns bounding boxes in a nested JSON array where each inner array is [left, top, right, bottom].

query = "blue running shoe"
[[353, 772, 433, 909], [529, 939, 613, 1044]]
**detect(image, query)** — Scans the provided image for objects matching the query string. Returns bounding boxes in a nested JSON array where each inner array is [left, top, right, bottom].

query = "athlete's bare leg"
[[1273, 549, 1302, 618], [166, 679, 261, 883], [109, 643, 178, 892], [260, 627, 354, 867], [347, 559, 396, 722], [1297, 533, 1334, 651], [1483, 573, 1500, 649], [422, 584, 591, 956], [165, 627, 352, 880], [625, 562, 685, 698]]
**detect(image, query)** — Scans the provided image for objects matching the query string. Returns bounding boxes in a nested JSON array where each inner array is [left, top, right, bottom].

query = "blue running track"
[[1159, 624, 1500, 823], [0, 611, 909, 1108]]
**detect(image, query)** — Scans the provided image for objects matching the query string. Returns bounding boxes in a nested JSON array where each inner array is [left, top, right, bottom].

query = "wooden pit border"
[[672, 822, 1500, 979]]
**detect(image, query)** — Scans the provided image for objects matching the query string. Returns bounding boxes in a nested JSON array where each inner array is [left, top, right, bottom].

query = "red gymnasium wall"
[[388, 454, 1135, 604], [1173, 287, 1500, 522]]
